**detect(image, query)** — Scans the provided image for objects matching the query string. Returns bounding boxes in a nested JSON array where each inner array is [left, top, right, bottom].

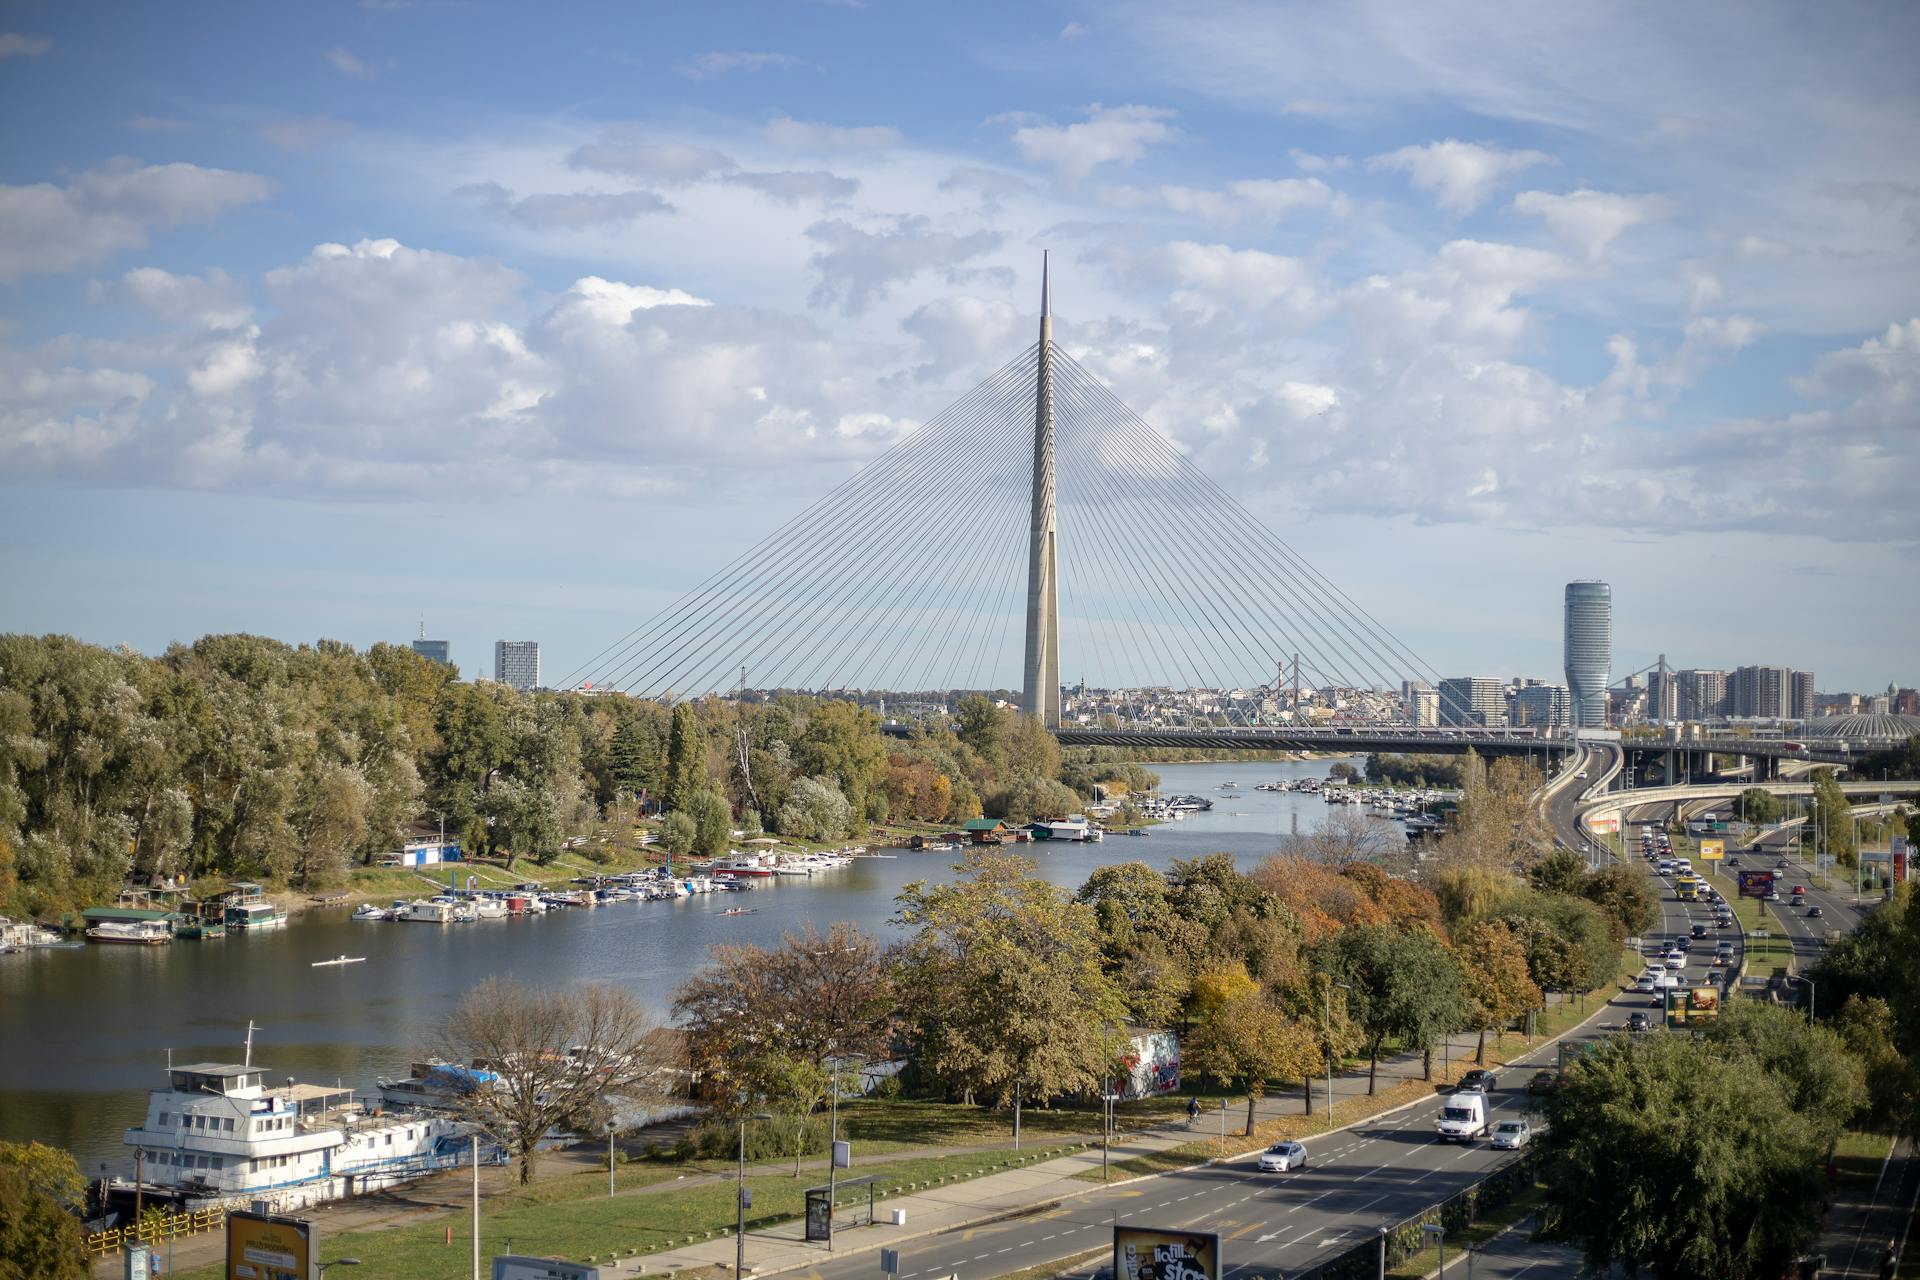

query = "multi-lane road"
[[791, 754, 1699, 1280]]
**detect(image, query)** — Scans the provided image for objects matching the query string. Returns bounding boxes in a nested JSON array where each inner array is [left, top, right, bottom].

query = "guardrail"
[[85, 1205, 226, 1256]]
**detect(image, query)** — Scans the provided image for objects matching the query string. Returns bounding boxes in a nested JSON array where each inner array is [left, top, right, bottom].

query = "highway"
[[794, 750, 1702, 1280]]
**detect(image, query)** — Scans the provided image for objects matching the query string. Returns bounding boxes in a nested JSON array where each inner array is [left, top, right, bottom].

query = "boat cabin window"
[[157, 1112, 170, 1126]]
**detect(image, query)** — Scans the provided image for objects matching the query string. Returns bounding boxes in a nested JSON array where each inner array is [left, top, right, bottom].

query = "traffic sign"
[[881, 1249, 900, 1274]]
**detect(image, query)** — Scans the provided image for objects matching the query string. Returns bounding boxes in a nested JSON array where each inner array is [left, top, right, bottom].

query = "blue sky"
[[1, 1, 1915, 692]]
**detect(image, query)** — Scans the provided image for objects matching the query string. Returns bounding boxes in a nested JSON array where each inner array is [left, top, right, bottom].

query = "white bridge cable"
[[752, 366, 1034, 694], [1054, 369, 1282, 710], [1053, 351, 1477, 726], [561, 347, 1035, 692], [610, 349, 1038, 695], [1055, 359, 1374, 706], [1056, 366, 1355, 709]]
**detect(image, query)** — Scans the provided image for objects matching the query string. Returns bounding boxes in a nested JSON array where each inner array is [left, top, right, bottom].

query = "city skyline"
[[0, 3, 1915, 687]]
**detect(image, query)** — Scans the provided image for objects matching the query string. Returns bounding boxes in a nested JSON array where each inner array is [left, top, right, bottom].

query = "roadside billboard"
[[1114, 1226, 1221, 1280], [226, 1211, 311, 1280], [1665, 987, 1721, 1028], [1737, 870, 1776, 899], [1698, 839, 1725, 861], [1588, 814, 1620, 836]]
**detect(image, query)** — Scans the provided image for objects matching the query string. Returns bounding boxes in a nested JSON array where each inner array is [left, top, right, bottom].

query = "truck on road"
[[1435, 1092, 1488, 1142]]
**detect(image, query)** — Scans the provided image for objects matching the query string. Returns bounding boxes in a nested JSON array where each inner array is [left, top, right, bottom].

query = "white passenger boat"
[[351, 903, 389, 922], [87, 919, 173, 945], [119, 1059, 483, 1212]]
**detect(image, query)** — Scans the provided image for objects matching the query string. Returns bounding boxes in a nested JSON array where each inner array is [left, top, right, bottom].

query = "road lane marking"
[[1286, 1190, 1333, 1213]]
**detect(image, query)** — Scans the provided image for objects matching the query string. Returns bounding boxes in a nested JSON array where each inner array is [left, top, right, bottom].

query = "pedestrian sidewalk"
[[1813, 1135, 1916, 1278]]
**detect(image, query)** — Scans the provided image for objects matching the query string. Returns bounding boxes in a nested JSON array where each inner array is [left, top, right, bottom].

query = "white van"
[[1435, 1093, 1488, 1142], [1671, 859, 1693, 875]]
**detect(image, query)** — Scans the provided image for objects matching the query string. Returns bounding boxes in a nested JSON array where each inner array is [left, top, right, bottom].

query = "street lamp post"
[[736, 1112, 773, 1280], [608, 1120, 618, 1198], [1422, 1222, 1446, 1278], [1323, 980, 1352, 1125]]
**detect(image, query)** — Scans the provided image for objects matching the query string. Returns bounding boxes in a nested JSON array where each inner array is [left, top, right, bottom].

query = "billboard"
[[1698, 839, 1725, 861], [1737, 870, 1776, 899], [226, 1211, 311, 1280], [1588, 814, 1620, 836], [494, 1260, 601, 1280], [1665, 987, 1721, 1028], [1114, 1226, 1221, 1280]]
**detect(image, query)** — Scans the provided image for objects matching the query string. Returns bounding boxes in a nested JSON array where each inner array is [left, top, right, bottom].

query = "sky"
[[0, 1, 1915, 694]]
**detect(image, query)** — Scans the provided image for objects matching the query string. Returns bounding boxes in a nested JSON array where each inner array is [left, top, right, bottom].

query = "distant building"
[[1677, 669, 1729, 720], [1790, 670, 1815, 721], [1510, 682, 1571, 729], [1402, 680, 1440, 727], [1563, 581, 1612, 728], [1439, 676, 1506, 728], [412, 638, 450, 666], [494, 640, 540, 691], [1731, 665, 1794, 719], [1647, 667, 1679, 722]]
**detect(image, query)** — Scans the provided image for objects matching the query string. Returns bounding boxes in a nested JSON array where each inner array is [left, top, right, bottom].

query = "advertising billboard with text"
[[226, 1211, 311, 1280], [1698, 839, 1725, 861], [1114, 1226, 1220, 1280], [1738, 870, 1775, 898]]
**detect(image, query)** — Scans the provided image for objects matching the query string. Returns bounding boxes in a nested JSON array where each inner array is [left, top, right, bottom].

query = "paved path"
[[1814, 1135, 1917, 1279]]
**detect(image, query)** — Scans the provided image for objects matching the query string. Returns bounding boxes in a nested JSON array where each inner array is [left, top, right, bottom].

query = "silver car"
[[1490, 1119, 1532, 1150], [1258, 1140, 1307, 1172]]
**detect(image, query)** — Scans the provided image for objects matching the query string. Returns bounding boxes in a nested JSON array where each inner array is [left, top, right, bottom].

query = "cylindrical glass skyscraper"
[[1564, 580, 1612, 727]]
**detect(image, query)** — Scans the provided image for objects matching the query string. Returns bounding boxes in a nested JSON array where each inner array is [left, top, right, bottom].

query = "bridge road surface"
[[788, 804, 1698, 1280]]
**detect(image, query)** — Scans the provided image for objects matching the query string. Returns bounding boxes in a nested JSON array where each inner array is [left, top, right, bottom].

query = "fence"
[[1290, 1148, 1543, 1280], [85, 1205, 227, 1256]]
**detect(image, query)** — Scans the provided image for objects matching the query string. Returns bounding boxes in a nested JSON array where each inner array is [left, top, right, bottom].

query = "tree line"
[[0, 632, 1163, 918], [671, 761, 1657, 1152]]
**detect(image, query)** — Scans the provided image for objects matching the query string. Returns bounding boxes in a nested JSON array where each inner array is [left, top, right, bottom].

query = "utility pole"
[[471, 1135, 480, 1280], [1022, 252, 1061, 728]]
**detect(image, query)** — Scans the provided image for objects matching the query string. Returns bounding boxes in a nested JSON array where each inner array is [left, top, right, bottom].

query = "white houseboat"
[[120, 1060, 482, 1212]]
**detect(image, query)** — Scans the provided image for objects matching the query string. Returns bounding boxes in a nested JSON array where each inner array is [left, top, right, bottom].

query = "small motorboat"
[[351, 903, 389, 922], [311, 955, 367, 967], [718, 908, 756, 917]]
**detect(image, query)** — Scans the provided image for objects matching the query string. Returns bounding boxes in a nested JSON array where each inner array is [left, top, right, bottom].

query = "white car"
[[1258, 1141, 1307, 1172], [1633, 975, 1658, 993], [1490, 1119, 1532, 1150], [1665, 951, 1688, 968], [1644, 962, 1667, 977], [1657, 973, 1682, 990]]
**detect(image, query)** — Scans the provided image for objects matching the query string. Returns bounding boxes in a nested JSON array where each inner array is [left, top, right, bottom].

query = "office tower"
[[1510, 682, 1572, 729], [1402, 680, 1440, 727], [494, 640, 541, 692], [1564, 581, 1612, 728], [412, 638, 450, 665], [1439, 676, 1506, 727]]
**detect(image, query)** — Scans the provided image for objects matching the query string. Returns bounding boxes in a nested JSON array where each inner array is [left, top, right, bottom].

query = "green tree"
[[1527, 847, 1589, 897], [776, 776, 851, 841], [1456, 919, 1541, 1062], [692, 787, 733, 857], [660, 811, 697, 857], [1582, 864, 1658, 938], [1735, 787, 1783, 825], [895, 849, 1124, 1107], [0, 1140, 87, 1280], [608, 714, 665, 802], [1544, 1034, 1827, 1278], [1704, 1001, 1865, 1145], [1316, 924, 1468, 1093], [1184, 985, 1321, 1131], [664, 702, 706, 814], [1805, 768, 1859, 868]]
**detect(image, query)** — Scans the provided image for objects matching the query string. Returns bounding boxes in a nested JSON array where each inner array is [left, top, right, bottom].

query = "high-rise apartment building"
[[1790, 670, 1815, 721], [494, 640, 541, 692], [1677, 669, 1729, 720], [1731, 665, 1793, 719], [1563, 581, 1612, 728], [1510, 682, 1571, 729], [1439, 676, 1506, 728], [1402, 680, 1439, 727]]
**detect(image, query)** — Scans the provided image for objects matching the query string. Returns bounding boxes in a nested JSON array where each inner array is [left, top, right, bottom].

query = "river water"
[[0, 759, 1382, 1173]]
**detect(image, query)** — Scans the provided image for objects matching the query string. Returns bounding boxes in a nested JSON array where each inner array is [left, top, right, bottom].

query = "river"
[[0, 759, 1387, 1173]]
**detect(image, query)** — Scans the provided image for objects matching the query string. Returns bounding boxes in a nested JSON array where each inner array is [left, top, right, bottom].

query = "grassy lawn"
[[1726, 892, 1796, 975], [170, 1146, 1095, 1280], [834, 1098, 1117, 1155], [1831, 1129, 1894, 1189], [1387, 1181, 1544, 1278]]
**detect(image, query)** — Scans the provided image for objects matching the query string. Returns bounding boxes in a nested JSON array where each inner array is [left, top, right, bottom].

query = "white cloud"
[[0, 159, 272, 282], [901, 295, 1022, 382], [459, 182, 673, 228], [327, 46, 376, 80], [1007, 104, 1180, 182], [805, 216, 1003, 315], [108, 266, 254, 330], [680, 51, 800, 79], [0, 33, 51, 59], [567, 134, 737, 179], [1060, 22, 1088, 39], [1289, 149, 1349, 174], [259, 116, 356, 151], [1104, 177, 1345, 223], [1369, 139, 1552, 214], [724, 170, 859, 205], [764, 117, 903, 152], [1513, 188, 1671, 260]]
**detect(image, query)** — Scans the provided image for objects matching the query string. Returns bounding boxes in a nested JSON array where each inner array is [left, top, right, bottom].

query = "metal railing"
[[85, 1205, 226, 1256]]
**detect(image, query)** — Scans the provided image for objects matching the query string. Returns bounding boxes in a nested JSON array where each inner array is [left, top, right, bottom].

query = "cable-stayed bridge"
[[565, 260, 1847, 767]]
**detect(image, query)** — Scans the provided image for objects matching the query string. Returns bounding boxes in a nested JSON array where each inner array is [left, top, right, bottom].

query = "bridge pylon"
[[1022, 252, 1061, 727]]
